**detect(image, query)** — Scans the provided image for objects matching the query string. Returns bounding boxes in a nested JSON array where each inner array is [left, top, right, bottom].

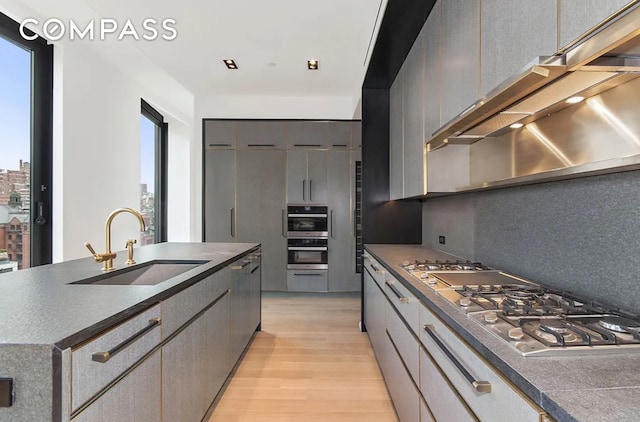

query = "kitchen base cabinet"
[[384, 332, 421, 422], [71, 351, 161, 422], [287, 270, 328, 292], [162, 292, 231, 422]]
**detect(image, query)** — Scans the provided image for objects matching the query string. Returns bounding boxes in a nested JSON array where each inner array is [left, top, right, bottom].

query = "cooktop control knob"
[[508, 327, 524, 341], [484, 311, 498, 324], [459, 297, 471, 307], [426, 276, 437, 286]]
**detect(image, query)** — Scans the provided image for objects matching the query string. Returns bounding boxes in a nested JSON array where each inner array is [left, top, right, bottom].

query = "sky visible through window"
[[0, 35, 30, 171], [140, 114, 156, 193]]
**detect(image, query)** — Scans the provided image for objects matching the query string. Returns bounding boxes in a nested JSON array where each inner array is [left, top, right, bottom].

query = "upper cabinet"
[[287, 121, 329, 148], [440, 0, 480, 125], [326, 121, 351, 149], [203, 120, 236, 149], [480, 0, 557, 96], [402, 23, 427, 199], [351, 121, 362, 149], [559, 0, 634, 49], [236, 121, 287, 148]]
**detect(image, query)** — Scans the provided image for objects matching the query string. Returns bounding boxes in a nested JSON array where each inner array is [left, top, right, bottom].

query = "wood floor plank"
[[208, 292, 398, 422]]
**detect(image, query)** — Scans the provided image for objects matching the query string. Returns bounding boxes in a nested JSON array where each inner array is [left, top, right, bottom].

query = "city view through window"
[[0, 35, 32, 272], [140, 114, 157, 245]]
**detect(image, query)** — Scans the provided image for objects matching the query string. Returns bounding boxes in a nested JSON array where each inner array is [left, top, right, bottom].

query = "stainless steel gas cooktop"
[[400, 261, 640, 356]]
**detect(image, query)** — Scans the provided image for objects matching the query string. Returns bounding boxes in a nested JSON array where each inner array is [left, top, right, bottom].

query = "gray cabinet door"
[[328, 150, 357, 291], [389, 66, 404, 200], [363, 268, 387, 364], [307, 150, 327, 204], [236, 149, 287, 291], [403, 22, 427, 198], [424, 3, 441, 141], [287, 149, 307, 203], [559, 0, 632, 49], [162, 293, 231, 422], [236, 121, 287, 148], [287, 121, 328, 148], [71, 351, 161, 422], [440, 0, 480, 125], [204, 149, 236, 242], [481, 0, 557, 96], [230, 259, 253, 361], [203, 120, 236, 148], [351, 121, 362, 150], [327, 121, 352, 148]]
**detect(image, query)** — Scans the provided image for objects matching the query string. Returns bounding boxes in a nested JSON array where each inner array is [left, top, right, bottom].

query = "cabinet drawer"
[[162, 267, 231, 338], [420, 347, 478, 422], [363, 252, 385, 290], [71, 350, 161, 422], [419, 304, 545, 422], [71, 304, 161, 411], [384, 275, 419, 335], [287, 270, 328, 292], [385, 331, 420, 422], [385, 301, 419, 384]]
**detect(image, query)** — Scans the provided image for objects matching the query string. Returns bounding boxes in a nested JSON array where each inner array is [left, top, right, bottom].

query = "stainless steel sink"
[[70, 260, 208, 286]]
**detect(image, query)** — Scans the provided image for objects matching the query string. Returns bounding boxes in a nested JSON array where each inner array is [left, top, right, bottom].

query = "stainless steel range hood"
[[426, 2, 640, 151]]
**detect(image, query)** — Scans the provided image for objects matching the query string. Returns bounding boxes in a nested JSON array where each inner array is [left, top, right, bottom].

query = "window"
[[140, 100, 167, 244], [0, 12, 53, 269]]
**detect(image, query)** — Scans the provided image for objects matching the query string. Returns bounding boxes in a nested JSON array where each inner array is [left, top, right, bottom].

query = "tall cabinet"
[[204, 120, 362, 292]]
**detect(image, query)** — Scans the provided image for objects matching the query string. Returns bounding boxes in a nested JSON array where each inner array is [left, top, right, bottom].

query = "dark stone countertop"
[[0, 242, 258, 349], [365, 244, 640, 422]]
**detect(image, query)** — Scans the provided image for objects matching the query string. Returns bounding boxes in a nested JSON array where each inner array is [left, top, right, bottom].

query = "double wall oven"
[[286, 205, 328, 270]]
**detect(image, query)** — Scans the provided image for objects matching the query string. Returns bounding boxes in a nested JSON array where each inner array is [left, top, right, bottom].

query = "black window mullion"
[[141, 99, 167, 243]]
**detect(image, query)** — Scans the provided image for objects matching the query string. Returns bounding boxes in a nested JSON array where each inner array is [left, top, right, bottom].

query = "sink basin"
[[70, 260, 208, 286]]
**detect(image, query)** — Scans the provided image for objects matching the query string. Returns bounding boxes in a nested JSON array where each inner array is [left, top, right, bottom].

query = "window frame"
[[140, 99, 168, 243], [0, 12, 53, 267]]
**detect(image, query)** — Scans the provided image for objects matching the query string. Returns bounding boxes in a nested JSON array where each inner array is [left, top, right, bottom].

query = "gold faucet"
[[85, 208, 146, 271]]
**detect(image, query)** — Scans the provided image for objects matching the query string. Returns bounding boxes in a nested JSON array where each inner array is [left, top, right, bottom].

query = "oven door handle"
[[287, 247, 328, 251], [423, 324, 492, 393], [287, 214, 328, 218]]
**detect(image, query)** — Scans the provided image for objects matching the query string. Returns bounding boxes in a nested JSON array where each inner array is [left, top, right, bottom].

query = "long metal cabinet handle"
[[281, 209, 286, 237], [309, 180, 313, 201], [371, 263, 382, 274], [423, 325, 492, 393], [288, 247, 328, 251], [330, 210, 334, 238], [385, 281, 409, 303], [303, 180, 306, 201], [92, 318, 162, 363], [230, 208, 235, 238]]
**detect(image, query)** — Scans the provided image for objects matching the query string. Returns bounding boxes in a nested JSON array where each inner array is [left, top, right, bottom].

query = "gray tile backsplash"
[[422, 170, 640, 315], [422, 194, 475, 260]]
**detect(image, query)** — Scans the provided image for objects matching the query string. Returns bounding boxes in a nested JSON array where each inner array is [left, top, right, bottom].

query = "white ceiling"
[[77, 0, 386, 98]]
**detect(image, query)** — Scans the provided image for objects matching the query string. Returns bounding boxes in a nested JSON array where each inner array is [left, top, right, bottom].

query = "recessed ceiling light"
[[223, 59, 238, 70], [307, 59, 319, 70], [565, 96, 585, 104], [509, 122, 524, 129]]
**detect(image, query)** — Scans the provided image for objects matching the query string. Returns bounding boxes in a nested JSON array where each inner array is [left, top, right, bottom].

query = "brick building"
[[0, 205, 30, 270]]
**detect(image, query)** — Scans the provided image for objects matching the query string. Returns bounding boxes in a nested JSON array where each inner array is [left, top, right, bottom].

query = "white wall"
[[1, 0, 196, 262]]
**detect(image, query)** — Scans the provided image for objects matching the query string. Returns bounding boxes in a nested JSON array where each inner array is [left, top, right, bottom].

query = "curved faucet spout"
[[105, 208, 146, 255]]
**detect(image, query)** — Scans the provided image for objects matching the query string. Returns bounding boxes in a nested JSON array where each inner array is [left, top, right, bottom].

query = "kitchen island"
[[365, 244, 640, 422], [0, 242, 261, 422]]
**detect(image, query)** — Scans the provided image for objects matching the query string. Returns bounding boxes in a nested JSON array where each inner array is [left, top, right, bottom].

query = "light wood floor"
[[208, 292, 398, 422]]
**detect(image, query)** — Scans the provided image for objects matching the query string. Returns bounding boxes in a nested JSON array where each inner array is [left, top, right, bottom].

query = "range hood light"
[[510, 122, 524, 129], [566, 96, 585, 104], [307, 60, 319, 70]]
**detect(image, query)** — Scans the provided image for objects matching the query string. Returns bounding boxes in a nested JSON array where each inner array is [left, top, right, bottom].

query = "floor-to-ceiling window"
[[140, 99, 167, 244], [0, 13, 52, 270]]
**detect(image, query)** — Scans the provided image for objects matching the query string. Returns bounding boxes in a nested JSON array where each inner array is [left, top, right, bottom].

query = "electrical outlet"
[[438, 235, 446, 245]]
